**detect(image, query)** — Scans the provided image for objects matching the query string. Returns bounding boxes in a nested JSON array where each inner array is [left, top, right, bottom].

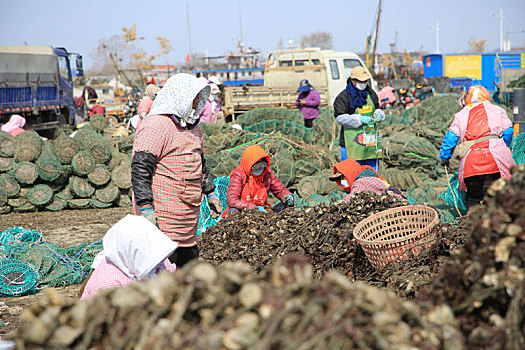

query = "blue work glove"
[[283, 194, 294, 207], [255, 206, 268, 213], [207, 192, 222, 219], [360, 115, 371, 124], [139, 205, 158, 226], [372, 109, 386, 122]]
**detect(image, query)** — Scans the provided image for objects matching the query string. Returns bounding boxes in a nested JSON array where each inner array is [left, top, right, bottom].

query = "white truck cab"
[[265, 48, 377, 105]]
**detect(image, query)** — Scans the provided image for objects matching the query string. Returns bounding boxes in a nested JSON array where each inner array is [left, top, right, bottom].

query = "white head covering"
[[149, 73, 210, 127], [94, 215, 178, 280], [208, 75, 221, 85]]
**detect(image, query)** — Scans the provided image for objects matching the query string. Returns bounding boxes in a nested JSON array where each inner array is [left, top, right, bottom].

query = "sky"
[[1, 0, 525, 69]]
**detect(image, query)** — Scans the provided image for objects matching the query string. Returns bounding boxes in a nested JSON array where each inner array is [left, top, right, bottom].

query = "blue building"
[[423, 51, 525, 91]]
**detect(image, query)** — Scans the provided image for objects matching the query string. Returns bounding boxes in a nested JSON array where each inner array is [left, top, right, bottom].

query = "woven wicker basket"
[[352, 205, 439, 270]]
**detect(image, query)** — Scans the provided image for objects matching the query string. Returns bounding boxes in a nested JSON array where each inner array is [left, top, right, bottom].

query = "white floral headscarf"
[[148, 73, 210, 126]]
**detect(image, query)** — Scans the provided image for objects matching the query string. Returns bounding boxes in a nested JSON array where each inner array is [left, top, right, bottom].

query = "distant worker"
[[80, 215, 178, 300], [329, 159, 406, 200], [1, 114, 26, 136], [133, 84, 161, 131], [225, 145, 294, 215], [199, 83, 222, 124], [295, 79, 321, 128], [131, 73, 222, 267], [439, 85, 515, 209], [333, 66, 386, 170]]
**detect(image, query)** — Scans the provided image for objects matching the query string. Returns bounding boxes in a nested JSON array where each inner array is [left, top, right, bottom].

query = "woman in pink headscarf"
[[1, 115, 26, 136]]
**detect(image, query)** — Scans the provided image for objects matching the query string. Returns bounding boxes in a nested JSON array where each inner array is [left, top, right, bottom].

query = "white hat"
[[209, 75, 221, 85], [210, 83, 220, 94]]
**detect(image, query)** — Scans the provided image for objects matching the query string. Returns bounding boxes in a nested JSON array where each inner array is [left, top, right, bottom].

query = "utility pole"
[[492, 8, 504, 51], [430, 21, 440, 53], [370, 0, 382, 72], [185, 1, 192, 70], [238, 1, 244, 46]]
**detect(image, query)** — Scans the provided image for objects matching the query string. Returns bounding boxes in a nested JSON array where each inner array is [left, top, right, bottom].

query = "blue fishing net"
[[197, 176, 230, 235]]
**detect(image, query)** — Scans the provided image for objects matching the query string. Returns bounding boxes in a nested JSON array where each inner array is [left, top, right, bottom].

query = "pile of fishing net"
[[0, 125, 134, 213], [205, 133, 338, 189], [13, 255, 463, 349], [0, 227, 102, 296], [511, 132, 525, 165]]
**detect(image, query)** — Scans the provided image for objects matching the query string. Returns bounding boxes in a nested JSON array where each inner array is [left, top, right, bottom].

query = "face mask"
[[179, 109, 199, 128], [356, 82, 367, 91], [340, 179, 349, 187], [251, 167, 265, 176]]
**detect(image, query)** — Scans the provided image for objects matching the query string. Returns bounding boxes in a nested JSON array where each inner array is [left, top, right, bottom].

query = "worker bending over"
[[439, 85, 515, 209], [329, 159, 405, 200], [80, 215, 177, 300], [226, 145, 294, 215]]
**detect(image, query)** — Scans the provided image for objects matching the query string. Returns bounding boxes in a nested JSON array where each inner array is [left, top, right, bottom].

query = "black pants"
[[464, 173, 500, 208], [304, 119, 313, 128], [168, 245, 199, 267]]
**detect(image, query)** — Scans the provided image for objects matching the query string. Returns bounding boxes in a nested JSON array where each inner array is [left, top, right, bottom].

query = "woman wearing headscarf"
[[333, 66, 386, 170], [329, 159, 406, 200], [131, 73, 222, 267], [226, 145, 294, 214], [1, 114, 26, 136], [295, 79, 321, 128], [199, 83, 221, 124], [80, 215, 178, 300], [439, 85, 515, 209]]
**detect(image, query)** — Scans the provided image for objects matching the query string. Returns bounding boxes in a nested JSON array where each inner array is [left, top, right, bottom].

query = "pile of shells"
[[13, 255, 464, 349], [418, 164, 525, 349]]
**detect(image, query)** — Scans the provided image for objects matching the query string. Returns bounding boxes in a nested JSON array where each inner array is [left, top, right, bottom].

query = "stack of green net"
[[14, 130, 42, 162], [0, 226, 102, 295]]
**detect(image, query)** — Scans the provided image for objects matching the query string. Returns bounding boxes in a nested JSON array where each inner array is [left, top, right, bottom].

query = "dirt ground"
[[0, 207, 133, 337]]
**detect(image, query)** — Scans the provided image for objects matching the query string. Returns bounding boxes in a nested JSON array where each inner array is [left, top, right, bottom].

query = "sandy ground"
[[0, 207, 133, 337]]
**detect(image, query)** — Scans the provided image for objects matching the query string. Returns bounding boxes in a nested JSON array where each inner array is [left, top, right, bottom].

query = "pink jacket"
[[449, 101, 515, 191]]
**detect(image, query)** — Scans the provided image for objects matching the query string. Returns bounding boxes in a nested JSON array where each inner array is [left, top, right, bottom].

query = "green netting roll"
[[245, 119, 313, 144], [13, 162, 38, 185], [73, 126, 98, 150], [0, 156, 14, 172], [86, 135, 112, 164], [297, 171, 339, 198], [88, 165, 111, 186], [111, 164, 132, 189], [70, 176, 95, 198], [94, 183, 119, 203], [67, 198, 91, 209], [71, 151, 96, 176], [46, 196, 68, 211], [8, 197, 28, 207], [14, 130, 42, 162], [0, 191, 7, 206], [0, 205, 11, 214], [0, 131, 15, 158], [27, 184, 54, 206], [91, 197, 113, 208], [36, 140, 63, 182], [113, 135, 134, 154], [0, 173, 20, 197], [54, 136, 79, 165], [90, 114, 108, 132], [238, 107, 303, 126]]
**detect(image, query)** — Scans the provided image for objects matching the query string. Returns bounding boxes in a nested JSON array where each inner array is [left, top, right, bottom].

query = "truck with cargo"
[[0, 46, 83, 135], [223, 48, 377, 117]]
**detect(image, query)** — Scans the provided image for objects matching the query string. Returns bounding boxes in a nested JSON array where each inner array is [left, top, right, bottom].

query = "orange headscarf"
[[333, 159, 383, 192], [465, 85, 490, 106], [231, 145, 272, 206]]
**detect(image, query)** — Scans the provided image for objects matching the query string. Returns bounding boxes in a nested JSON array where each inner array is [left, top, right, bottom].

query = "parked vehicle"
[[223, 48, 377, 117], [0, 46, 83, 135]]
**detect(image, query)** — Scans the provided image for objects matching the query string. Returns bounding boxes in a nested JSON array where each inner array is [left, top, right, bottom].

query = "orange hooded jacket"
[[333, 159, 384, 192], [226, 145, 291, 211]]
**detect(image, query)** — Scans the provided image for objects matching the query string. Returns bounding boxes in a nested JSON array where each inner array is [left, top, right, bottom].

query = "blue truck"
[[0, 46, 83, 136]]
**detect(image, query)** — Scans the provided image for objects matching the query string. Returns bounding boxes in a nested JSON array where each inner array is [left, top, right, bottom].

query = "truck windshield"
[[343, 59, 362, 79], [58, 56, 71, 82]]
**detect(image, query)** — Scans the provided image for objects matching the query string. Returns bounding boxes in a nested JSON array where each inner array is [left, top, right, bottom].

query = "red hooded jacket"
[[227, 145, 291, 210]]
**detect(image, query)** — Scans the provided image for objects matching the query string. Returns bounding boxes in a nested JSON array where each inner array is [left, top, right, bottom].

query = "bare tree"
[[90, 35, 134, 75], [468, 37, 488, 52], [300, 31, 334, 50]]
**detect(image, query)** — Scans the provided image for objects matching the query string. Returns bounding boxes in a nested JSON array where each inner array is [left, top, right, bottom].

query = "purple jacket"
[[295, 89, 321, 120]]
